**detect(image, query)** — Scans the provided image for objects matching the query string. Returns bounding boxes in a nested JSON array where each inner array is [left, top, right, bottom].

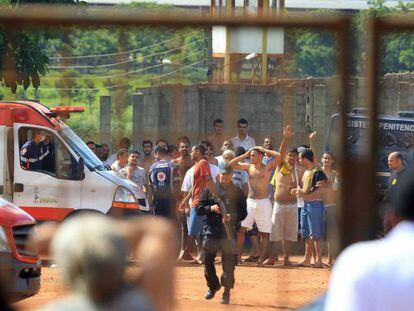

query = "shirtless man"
[[267, 147, 299, 266], [141, 139, 156, 173], [207, 118, 225, 156], [172, 137, 194, 260], [229, 125, 292, 266], [172, 137, 193, 184], [321, 151, 339, 266]]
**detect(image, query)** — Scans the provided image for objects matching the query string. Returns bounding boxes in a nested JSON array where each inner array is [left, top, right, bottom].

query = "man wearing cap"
[[292, 149, 327, 268], [196, 164, 247, 305]]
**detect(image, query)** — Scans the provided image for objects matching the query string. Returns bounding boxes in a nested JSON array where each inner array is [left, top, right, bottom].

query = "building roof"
[[83, 0, 409, 10], [84, 0, 211, 5], [285, 0, 403, 10]]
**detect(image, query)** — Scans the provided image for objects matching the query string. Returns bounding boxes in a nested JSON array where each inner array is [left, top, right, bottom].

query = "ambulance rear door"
[[12, 123, 82, 221]]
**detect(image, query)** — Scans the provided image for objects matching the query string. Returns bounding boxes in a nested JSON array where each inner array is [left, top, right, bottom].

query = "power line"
[[43, 50, 205, 80], [48, 30, 201, 60], [38, 60, 206, 91], [48, 38, 204, 69]]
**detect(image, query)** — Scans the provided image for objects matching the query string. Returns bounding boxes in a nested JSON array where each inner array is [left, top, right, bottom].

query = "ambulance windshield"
[[60, 125, 108, 171]]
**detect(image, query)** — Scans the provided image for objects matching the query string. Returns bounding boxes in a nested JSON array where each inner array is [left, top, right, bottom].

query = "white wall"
[[212, 26, 284, 54]]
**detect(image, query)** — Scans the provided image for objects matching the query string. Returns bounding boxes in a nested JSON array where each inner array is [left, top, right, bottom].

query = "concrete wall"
[[100, 72, 414, 155], [129, 82, 309, 152]]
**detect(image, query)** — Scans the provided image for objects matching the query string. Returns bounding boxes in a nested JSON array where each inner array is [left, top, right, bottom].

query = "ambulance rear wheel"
[[64, 209, 104, 221]]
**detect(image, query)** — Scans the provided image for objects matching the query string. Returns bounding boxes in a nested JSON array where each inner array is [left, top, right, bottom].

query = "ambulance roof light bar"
[[48, 106, 85, 120], [50, 106, 85, 113]]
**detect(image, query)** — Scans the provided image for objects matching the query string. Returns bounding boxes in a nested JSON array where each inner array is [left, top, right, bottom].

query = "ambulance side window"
[[54, 138, 77, 179], [19, 127, 77, 179]]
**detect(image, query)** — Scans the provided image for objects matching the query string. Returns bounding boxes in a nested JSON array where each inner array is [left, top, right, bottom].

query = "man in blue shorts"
[[292, 149, 327, 268]]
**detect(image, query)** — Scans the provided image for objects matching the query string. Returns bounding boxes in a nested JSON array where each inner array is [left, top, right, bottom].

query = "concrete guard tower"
[[210, 0, 285, 84]]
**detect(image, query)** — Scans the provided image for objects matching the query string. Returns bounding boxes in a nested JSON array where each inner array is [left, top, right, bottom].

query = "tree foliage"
[[286, 0, 414, 77], [0, 0, 81, 93]]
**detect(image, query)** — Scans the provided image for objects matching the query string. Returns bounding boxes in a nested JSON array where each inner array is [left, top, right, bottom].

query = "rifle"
[[216, 197, 233, 240]]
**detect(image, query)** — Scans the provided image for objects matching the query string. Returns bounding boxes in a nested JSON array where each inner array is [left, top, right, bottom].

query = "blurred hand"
[[27, 222, 58, 256], [283, 125, 294, 139], [309, 131, 317, 143], [178, 199, 188, 212], [211, 204, 221, 214], [127, 166, 135, 178], [222, 213, 231, 223], [291, 188, 303, 198], [254, 146, 267, 154]]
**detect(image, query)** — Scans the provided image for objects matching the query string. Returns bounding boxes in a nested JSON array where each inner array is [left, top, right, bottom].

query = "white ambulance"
[[0, 101, 143, 221]]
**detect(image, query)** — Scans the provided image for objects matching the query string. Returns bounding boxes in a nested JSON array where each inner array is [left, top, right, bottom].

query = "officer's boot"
[[205, 286, 220, 300], [220, 287, 230, 304]]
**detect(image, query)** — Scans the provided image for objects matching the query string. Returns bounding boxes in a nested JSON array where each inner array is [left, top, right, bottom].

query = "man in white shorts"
[[268, 147, 299, 266], [229, 125, 292, 266]]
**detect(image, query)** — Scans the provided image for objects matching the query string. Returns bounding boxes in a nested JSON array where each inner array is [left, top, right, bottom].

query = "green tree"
[[350, 0, 414, 75], [286, 1, 414, 77], [0, 0, 80, 93], [287, 29, 335, 77]]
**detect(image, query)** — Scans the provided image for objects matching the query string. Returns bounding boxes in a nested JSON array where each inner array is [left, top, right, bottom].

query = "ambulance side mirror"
[[75, 157, 85, 180]]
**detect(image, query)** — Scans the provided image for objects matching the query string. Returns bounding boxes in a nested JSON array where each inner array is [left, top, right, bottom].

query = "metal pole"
[[260, 0, 269, 84]]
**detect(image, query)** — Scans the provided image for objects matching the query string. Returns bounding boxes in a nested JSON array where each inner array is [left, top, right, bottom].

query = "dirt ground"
[[15, 256, 330, 311]]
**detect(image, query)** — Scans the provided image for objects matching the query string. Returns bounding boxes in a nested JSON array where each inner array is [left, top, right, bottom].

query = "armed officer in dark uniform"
[[196, 164, 247, 305]]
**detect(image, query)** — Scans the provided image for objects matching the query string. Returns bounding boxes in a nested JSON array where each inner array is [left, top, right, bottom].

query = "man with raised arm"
[[229, 125, 293, 266]]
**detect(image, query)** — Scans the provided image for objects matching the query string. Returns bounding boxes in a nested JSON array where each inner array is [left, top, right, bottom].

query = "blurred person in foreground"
[[36, 214, 176, 311], [325, 174, 414, 311], [196, 164, 247, 304]]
